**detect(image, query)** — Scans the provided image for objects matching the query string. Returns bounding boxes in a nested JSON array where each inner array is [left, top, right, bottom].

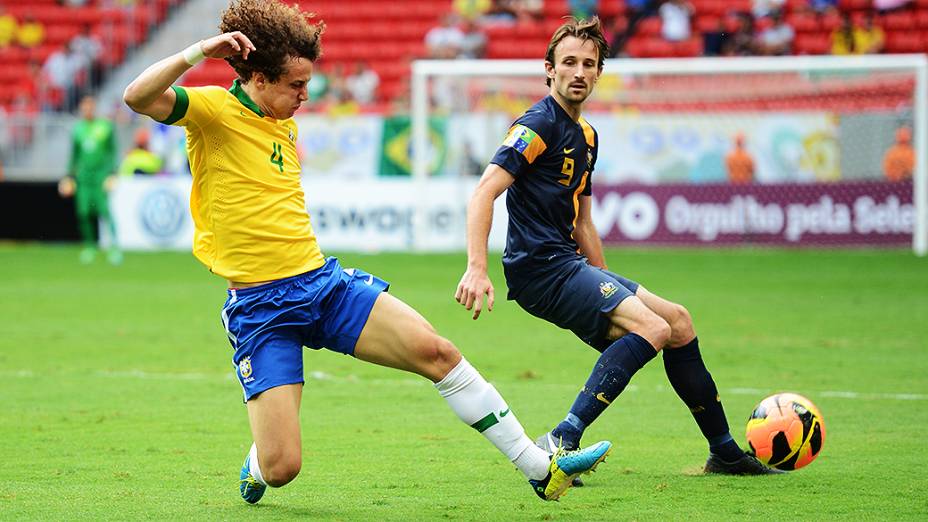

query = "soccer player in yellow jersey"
[[123, 0, 611, 505]]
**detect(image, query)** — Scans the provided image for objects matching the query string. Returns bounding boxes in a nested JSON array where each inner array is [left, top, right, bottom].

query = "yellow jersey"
[[162, 80, 325, 283]]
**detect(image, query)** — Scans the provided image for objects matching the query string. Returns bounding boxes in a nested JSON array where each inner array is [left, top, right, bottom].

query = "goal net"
[[411, 55, 927, 255]]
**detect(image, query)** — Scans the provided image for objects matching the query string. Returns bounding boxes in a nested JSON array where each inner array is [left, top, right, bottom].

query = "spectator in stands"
[[43, 41, 86, 111], [119, 127, 162, 177], [308, 63, 330, 103], [326, 63, 347, 104], [482, 0, 519, 24], [723, 12, 756, 56], [71, 24, 103, 88], [0, 104, 7, 181], [659, 0, 695, 42], [831, 10, 884, 55], [513, 0, 544, 22], [874, 0, 912, 14], [883, 126, 915, 182], [569, 0, 599, 19], [725, 133, 755, 185], [16, 14, 44, 49], [459, 18, 488, 58], [608, 15, 629, 57], [753, 0, 785, 19], [830, 11, 856, 55], [613, 0, 661, 55], [9, 93, 36, 148], [454, 0, 491, 21], [425, 13, 465, 59], [856, 11, 885, 54], [346, 61, 380, 105], [0, 7, 17, 49], [808, 0, 838, 14], [757, 9, 794, 55], [702, 17, 728, 56]]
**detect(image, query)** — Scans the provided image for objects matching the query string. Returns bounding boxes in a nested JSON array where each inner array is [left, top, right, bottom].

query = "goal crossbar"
[[411, 55, 928, 255]]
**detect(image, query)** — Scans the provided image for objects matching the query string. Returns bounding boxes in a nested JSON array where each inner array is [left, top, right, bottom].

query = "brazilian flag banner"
[[379, 115, 447, 177]]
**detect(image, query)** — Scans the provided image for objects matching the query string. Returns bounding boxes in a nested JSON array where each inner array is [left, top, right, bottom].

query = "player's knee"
[[668, 304, 696, 345], [263, 453, 301, 487], [641, 316, 672, 350], [412, 333, 461, 382]]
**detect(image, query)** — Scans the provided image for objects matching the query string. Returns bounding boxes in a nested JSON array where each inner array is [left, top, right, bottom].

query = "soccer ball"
[[745, 392, 826, 471]]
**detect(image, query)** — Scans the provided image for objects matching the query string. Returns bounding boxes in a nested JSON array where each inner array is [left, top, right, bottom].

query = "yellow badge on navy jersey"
[[600, 281, 617, 299]]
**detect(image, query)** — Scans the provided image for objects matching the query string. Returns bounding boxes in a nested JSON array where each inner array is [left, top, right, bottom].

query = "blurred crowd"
[[420, 0, 913, 63]]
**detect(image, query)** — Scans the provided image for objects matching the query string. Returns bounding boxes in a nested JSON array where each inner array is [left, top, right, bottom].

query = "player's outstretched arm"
[[123, 32, 256, 121], [575, 194, 607, 269], [455, 164, 514, 320]]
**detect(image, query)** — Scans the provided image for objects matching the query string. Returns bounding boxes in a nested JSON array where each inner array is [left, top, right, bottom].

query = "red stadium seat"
[[838, 0, 870, 10], [788, 12, 821, 33], [795, 33, 830, 55], [637, 18, 661, 37], [917, 10, 928, 28], [886, 31, 924, 52]]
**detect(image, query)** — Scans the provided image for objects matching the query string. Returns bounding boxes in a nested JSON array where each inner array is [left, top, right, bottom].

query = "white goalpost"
[[411, 55, 928, 255]]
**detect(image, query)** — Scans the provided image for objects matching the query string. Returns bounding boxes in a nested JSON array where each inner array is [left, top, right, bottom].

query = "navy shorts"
[[221, 257, 389, 401], [509, 258, 639, 352]]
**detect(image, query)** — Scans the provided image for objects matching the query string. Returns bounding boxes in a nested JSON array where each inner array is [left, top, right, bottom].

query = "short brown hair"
[[219, 0, 324, 83], [544, 17, 608, 86]]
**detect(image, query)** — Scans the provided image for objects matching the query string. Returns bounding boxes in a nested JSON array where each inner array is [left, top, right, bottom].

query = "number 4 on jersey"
[[270, 142, 284, 173]]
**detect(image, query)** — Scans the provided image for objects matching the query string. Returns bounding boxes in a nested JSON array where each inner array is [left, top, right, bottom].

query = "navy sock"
[[551, 333, 658, 449], [663, 337, 743, 460]]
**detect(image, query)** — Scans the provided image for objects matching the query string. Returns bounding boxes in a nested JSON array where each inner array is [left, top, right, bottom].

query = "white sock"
[[434, 357, 551, 480], [248, 442, 267, 486]]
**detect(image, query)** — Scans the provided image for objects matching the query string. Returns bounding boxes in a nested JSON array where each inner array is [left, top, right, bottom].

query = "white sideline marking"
[[4, 369, 925, 400]]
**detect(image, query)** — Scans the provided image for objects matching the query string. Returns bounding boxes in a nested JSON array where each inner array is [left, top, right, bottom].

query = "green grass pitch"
[[3, 244, 927, 520]]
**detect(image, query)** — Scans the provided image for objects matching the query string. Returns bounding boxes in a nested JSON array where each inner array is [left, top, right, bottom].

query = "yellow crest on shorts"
[[239, 357, 253, 378]]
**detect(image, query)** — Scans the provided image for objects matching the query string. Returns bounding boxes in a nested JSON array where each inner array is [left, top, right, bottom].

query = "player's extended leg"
[[635, 286, 781, 475], [94, 192, 122, 265], [240, 383, 303, 503], [354, 292, 612, 500], [74, 186, 97, 263], [548, 296, 670, 450]]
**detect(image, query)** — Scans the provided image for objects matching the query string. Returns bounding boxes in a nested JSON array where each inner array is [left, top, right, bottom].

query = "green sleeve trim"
[[159, 86, 189, 125]]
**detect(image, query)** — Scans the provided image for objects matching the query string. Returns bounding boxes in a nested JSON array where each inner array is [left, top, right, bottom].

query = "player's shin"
[[663, 337, 742, 461], [434, 357, 550, 480], [551, 333, 658, 449]]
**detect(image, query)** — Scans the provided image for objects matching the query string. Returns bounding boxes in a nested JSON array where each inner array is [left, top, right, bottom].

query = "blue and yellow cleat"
[[528, 440, 612, 501], [239, 454, 267, 504]]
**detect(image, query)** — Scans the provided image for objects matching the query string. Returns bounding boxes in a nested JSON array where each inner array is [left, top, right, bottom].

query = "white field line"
[[5, 369, 926, 401]]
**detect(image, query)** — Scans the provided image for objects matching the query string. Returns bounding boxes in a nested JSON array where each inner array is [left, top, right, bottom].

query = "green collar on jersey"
[[229, 79, 264, 118]]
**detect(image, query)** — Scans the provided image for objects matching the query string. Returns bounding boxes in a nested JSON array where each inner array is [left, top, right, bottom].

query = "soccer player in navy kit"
[[456, 17, 779, 475]]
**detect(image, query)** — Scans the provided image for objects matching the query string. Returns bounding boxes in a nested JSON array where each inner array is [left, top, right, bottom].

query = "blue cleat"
[[528, 440, 612, 501], [535, 431, 584, 487], [239, 454, 267, 504]]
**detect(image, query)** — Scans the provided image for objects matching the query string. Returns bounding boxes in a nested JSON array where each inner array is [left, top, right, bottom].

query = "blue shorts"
[[221, 257, 389, 401], [509, 258, 639, 352]]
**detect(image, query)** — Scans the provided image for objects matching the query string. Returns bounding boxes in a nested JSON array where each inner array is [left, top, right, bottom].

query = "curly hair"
[[544, 17, 608, 86], [219, 0, 324, 83]]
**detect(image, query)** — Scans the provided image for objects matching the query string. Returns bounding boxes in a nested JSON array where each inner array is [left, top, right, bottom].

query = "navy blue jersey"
[[490, 96, 598, 293]]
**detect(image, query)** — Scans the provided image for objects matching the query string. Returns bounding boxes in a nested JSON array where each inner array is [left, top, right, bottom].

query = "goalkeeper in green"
[[59, 95, 122, 264]]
